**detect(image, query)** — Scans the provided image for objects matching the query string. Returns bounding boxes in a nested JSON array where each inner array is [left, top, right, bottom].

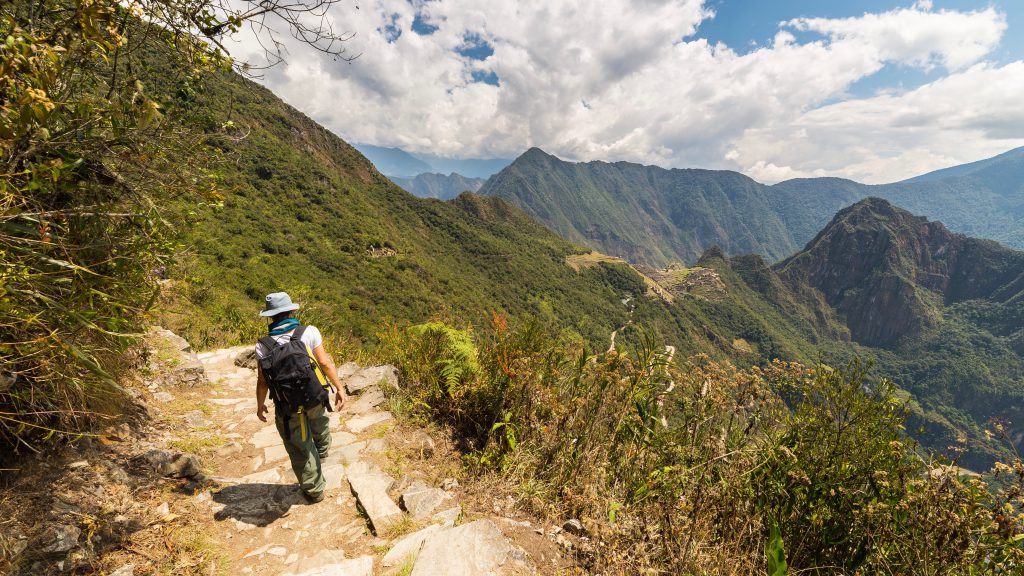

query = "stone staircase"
[[192, 346, 535, 576]]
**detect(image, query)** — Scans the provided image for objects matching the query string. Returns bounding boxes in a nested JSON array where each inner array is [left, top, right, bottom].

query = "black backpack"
[[258, 326, 332, 412]]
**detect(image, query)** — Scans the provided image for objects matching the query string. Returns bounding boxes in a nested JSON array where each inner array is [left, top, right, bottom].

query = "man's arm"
[[313, 344, 345, 410], [256, 364, 270, 422]]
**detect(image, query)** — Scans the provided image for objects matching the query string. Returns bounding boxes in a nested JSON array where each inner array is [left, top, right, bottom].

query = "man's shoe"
[[304, 491, 325, 503]]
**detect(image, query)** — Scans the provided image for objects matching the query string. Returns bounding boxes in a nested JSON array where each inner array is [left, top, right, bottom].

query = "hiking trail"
[[1, 328, 574, 575], [178, 342, 551, 575]]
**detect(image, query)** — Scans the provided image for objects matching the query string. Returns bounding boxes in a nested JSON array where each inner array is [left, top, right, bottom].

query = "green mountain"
[[479, 148, 800, 266], [776, 198, 1024, 469], [168, 67, 764, 360], [169, 68, 852, 369], [388, 172, 486, 200], [481, 147, 1024, 268], [169, 62, 1020, 471], [774, 147, 1024, 250]]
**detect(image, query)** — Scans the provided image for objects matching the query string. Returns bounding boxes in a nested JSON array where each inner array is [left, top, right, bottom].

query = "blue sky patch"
[[457, 33, 495, 61], [412, 12, 438, 35], [379, 13, 402, 43], [471, 69, 499, 86]]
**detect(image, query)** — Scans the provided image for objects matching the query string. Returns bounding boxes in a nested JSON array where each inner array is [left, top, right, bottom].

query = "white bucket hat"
[[259, 292, 300, 317]]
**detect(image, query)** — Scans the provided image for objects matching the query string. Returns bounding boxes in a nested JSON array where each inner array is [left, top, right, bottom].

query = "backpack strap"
[[290, 325, 307, 341], [258, 335, 278, 355]]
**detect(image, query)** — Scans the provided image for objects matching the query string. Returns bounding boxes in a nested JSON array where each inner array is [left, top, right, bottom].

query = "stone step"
[[382, 524, 442, 570], [251, 425, 282, 448], [400, 481, 453, 519], [283, 552, 374, 576], [346, 462, 404, 534], [346, 411, 394, 433], [410, 519, 526, 576]]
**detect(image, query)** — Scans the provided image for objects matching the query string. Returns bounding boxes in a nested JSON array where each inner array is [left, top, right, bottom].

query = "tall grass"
[[378, 316, 1024, 574]]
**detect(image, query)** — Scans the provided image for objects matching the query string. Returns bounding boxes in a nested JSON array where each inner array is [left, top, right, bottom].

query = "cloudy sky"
[[230, 0, 1024, 183]]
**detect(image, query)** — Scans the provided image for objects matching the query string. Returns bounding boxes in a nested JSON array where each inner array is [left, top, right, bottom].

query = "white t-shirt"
[[254, 325, 323, 359]]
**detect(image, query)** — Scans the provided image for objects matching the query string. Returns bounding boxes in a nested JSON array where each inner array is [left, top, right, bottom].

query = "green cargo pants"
[[275, 403, 331, 497]]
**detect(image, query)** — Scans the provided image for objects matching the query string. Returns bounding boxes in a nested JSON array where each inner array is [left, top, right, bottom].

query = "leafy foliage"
[[380, 317, 1024, 574], [0, 0, 220, 453], [0, 0, 356, 455]]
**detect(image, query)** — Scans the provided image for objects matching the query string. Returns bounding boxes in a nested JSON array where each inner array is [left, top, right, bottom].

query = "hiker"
[[255, 292, 345, 502]]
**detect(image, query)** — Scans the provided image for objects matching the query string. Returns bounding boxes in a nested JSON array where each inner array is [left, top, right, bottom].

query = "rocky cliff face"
[[779, 197, 1024, 347]]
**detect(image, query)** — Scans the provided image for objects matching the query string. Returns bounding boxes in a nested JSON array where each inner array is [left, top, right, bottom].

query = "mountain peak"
[[780, 198, 1024, 347], [517, 147, 556, 162]]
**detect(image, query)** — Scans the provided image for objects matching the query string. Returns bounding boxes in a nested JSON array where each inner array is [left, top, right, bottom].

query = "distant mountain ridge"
[[354, 144, 511, 179], [481, 147, 1024, 267], [900, 146, 1024, 183], [480, 148, 802, 266], [389, 172, 486, 200], [771, 146, 1024, 250], [351, 144, 431, 177]]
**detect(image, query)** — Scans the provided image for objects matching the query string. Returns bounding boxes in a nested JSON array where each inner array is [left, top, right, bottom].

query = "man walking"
[[255, 292, 345, 502]]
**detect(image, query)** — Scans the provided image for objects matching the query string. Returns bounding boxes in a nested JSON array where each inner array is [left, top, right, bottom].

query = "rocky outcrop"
[[779, 198, 1024, 347]]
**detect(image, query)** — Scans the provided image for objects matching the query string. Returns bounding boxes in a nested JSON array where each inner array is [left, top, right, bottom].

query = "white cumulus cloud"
[[226, 0, 1024, 183]]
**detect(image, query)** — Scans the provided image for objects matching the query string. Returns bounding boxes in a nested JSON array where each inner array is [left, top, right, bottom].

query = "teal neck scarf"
[[268, 317, 300, 336]]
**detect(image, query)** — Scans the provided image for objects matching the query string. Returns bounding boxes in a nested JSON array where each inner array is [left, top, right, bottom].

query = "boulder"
[[409, 430, 435, 459], [148, 327, 207, 387], [234, 348, 258, 369], [183, 410, 209, 428], [143, 449, 203, 479], [0, 371, 15, 392], [562, 518, 587, 536], [216, 442, 242, 457], [382, 524, 442, 568], [345, 386, 386, 414], [110, 563, 135, 576], [337, 362, 361, 379], [172, 355, 208, 387], [154, 327, 193, 354], [345, 365, 399, 394], [431, 505, 461, 527]]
